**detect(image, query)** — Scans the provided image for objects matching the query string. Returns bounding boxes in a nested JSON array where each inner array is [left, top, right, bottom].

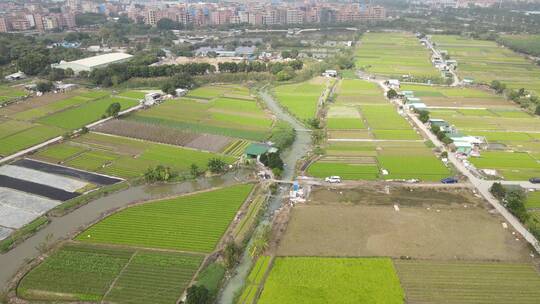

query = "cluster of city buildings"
[[410, 0, 500, 9], [0, 0, 99, 33], [131, 1, 386, 27], [0, 1, 387, 33]]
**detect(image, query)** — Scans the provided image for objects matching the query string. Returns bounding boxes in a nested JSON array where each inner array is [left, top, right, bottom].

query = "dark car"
[[530, 178, 540, 184], [441, 177, 458, 184]]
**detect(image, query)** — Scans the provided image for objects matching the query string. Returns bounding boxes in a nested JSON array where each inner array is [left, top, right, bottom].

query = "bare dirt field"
[[277, 186, 532, 261]]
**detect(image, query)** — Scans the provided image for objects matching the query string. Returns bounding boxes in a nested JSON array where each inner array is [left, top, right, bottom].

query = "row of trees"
[[490, 183, 539, 240], [217, 60, 303, 74], [89, 62, 214, 86], [490, 80, 539, 114]]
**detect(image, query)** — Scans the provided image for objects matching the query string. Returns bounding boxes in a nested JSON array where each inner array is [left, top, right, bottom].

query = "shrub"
[[490, 182, 506, 199], [144, 165, 175, 182], [208, 158, 226, 173]]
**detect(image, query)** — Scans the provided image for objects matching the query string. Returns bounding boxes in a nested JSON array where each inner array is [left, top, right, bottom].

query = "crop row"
[[76, 184, 253, 252]]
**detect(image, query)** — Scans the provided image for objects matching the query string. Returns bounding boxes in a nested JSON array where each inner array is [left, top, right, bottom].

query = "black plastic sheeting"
[[13, 159, 123, 186], [0, 175, 79, 201]]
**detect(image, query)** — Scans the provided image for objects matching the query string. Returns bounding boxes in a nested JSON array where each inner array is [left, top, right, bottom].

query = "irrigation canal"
[[217, 88, 313, 303]]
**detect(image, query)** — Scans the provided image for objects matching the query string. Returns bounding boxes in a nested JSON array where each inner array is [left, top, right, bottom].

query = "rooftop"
[[68, 52, 133, 68]]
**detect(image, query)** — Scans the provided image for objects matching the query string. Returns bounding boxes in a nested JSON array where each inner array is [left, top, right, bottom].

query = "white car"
[[325, 176, 342, 183]]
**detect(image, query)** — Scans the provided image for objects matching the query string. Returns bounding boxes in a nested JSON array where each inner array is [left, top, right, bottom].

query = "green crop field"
[[33, 132, 232, 179], [498, 34, 540, 58], [18, 243, 134, 301], [238, 256, 272, 304], [307, 162, 379, 180], [470, 151, 540, 180], [395, 260, 540, 304], [257, 257, 404, 304], [336, 79, 386, 105], [117, 90, 147, 99], [39, 97, 138, 130], [432, 35, 540, 94], [128, 85, 272, 142], [0, 89, 138, 157], [103, 251, 203, 304], [401, 84, 511, 108], [76, 184, 253, 252], [0, 85, 26, 105], [356, 32, 441, 81], [0, 125, 64, 156], [526, 191, 540, 209], [274, 78, 328, 121], [18, 243, 203, 303]]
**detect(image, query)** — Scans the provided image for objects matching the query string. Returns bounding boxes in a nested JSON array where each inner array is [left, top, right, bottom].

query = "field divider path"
[[101, 250, 139, 303], [369, 75, 540, 253]]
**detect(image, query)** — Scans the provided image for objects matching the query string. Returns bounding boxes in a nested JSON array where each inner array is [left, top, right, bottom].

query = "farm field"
[[122, 84, 272, 146], [498, 34, 540, 57], [277, 186, 531, 260], [76, 184, 253, 252], [356, 32, 441, 81], [32, 132, 233, 179], [403, 84, 540, 180], [526, 191, 540, 209], [238, 256, 272, 304], [257, 257, 404, 304], [0, 85, 27, 105], [273, 77, 329, 121], [18, 243, 203, 303], [308, 141, 449, 181], [395, 260, 540, 304], [431, 35, 540, 93], [0, 89, 140, 157], [309, 79, 449, 181]]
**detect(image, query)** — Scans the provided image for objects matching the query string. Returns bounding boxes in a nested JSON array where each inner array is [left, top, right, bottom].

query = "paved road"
[[424, 38, 460, 86], [371, 78, 540, 253]]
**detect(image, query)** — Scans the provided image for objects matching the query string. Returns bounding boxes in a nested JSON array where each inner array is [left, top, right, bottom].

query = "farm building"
[[405, 97, 422, 104], [51, 52, 133, 74], [407, 102, 427, 111], [5, 71, 27, 81], [452, 141, 473, 155], [323, 70, 338, 77], [386, 79, 400, 89], [245, 143, 277, 159]]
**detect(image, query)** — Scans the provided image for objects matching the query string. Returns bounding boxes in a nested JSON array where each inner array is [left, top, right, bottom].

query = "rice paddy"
[[18, 243, 203, 303], [32, 132, 233, 179], [257, 257, 404, 304], [431, 35, 540, 94], [0, 90, 140, 158], [356, 32, 441, 81], [273, 77, 329, 122], [76, 184, 253, 252]]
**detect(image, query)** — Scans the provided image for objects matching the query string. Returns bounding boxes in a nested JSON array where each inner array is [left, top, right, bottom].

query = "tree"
[[260, 153, 284, 170], [276, 68, 295, 81], [208, 158, 226, 173], [36, 81, 54, 92], [106, 102, 122, 117], [418, 110, 430, 123], [17, 52, 48, 75], [505, 189, 528, 222], [190, 164, 201, 177], [535, 105, 540, 116], [185, 285, 210, 304], [490, 182, 506, 199], [156, 18, 177, 30], [144, 165, 174, 183], [223, 242, 241, 269], [386, 89, 398, 99], [306, 118, 320, 129], [490, 80, 506, 94]]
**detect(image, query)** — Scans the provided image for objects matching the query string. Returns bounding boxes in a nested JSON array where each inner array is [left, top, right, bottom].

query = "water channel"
[[217, 88, 312, 303], [0, 87, 313, 300], [0, 169, 252, 290]]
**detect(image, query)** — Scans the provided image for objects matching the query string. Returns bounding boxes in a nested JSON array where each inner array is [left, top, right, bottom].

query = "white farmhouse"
[[51, 53, 133, 74]]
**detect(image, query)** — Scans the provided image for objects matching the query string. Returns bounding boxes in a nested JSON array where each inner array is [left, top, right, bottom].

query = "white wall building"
[[51, 53, 133, 74]]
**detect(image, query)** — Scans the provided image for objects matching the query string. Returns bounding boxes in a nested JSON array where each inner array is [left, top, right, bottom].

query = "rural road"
[[424, 37, 460, 86], [371, 78, 540, 253]]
